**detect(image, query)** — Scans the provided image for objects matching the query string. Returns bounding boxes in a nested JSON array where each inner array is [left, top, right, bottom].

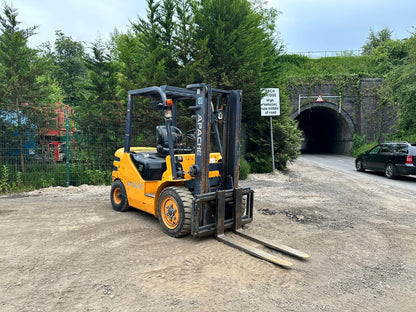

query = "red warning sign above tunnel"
[[315, 94, 325, 102], [315, 94, 325, 103]]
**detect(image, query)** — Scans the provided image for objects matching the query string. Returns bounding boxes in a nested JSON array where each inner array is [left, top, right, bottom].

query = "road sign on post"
[[261, 88, 280, 116], [261, 88, 280, 172]]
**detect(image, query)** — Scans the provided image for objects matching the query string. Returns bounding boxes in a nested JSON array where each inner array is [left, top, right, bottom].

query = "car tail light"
[[406, 155, 413, 164]]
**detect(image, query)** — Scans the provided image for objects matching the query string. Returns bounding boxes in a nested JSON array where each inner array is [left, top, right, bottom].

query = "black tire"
[[157, 186, 192, 238], [385, 163, 398, 179], [110, 180, 129, 212], [355, 159, 365, 172]]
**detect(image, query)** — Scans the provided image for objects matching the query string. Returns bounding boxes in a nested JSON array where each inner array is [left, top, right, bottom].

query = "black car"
[[355, 142, 416, 179]]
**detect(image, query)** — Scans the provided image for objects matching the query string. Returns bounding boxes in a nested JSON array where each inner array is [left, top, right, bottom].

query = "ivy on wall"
[[281, 73, 399, 144]]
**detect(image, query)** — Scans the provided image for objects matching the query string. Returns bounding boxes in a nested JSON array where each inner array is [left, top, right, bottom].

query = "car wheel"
[[385, 163, 398, 179], [356, 159, 365, 172]]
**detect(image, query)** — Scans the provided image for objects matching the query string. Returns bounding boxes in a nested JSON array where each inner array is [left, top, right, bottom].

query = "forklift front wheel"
[[157, 187, 192, 238], [110, 180, 129, 212]]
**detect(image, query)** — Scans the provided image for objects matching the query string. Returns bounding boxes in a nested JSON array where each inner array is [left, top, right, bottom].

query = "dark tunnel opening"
[[295, 106, 353, 154]]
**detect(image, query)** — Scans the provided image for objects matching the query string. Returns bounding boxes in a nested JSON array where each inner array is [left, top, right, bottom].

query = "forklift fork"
[[215, 188, 309, 268]]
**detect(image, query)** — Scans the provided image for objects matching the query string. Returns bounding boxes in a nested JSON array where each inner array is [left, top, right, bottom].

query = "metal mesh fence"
[[0, 103, 126, 191], [285, 50, 363, 58], [0, 97, 226, 192]]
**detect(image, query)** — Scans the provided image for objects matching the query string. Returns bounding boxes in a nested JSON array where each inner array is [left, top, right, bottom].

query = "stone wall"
[[290, 78, 397, 143]]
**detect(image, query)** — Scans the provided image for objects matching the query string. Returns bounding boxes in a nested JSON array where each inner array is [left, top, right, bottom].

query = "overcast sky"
[[8, 0, 416, 53]]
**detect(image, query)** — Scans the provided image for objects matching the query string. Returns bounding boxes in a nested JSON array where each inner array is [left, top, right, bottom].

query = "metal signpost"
[[261, 88, 280, 172], [65, 110, 70, 187]]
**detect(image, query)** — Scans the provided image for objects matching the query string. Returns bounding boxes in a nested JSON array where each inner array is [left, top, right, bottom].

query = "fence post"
[[65, 110, 70, 187], [270, 116, 275, 172]]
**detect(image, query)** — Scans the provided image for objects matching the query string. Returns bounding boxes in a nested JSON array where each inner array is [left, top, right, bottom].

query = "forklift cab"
[[130, 125, 192, 182]]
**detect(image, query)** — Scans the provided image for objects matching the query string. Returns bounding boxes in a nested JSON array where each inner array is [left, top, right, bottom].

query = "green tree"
[[85, 39, 118, 103], [119, 0, 183, 147], [51, 30, 88, 106], [368, 37, 409, 75], [111, 30, 143, 93], [193, 0, 299, 170], [131, 0, 169, 85], [194, 0, 283, 107], [109, 0, 300, 171], [362, 27, 393, 55], [0, 4, 46, 172], [381, 33, 416, 135], [78, 39, 124, 166], [174, 0, 195, 68], [173, 0, 210, 85]]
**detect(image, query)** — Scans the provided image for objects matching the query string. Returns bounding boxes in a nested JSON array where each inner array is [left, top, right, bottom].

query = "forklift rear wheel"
[[110, 180, 129, 212], [158, 186, 192, 238]]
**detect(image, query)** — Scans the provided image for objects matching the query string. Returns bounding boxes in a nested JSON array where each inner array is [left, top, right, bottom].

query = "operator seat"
[[156, 125, 192, 155]]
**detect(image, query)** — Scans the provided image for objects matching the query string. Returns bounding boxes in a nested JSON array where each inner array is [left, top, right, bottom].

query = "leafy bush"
[[400, 134, 416, 143], [350, 134, 377, 157], [272, 116, 302, 170], [239, 158, 250, 180], [0, 165, 26, 193], [0, 162, 112, 192], [0, 165, 10, 193], [350, 141, 378, 157], [86, 169, 110, 185], [248, 155, 273, 173], [245, 115, 302, 173]]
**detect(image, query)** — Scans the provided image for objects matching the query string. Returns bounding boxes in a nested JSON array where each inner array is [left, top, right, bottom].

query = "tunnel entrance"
[[293, 104, 354, 154]]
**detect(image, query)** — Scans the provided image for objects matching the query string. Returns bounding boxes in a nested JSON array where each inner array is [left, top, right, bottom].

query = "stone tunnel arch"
[[291, 102, 355, 154]]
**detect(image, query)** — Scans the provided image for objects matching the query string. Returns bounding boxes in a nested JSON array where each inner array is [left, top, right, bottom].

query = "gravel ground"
[[0, 158, 415, 311]]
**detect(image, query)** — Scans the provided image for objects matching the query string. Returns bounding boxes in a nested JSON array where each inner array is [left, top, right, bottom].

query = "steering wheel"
[[185, 129, 196, 140]]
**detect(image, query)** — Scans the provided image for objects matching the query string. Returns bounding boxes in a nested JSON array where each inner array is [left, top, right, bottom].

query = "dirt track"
[[1, 158, 415, 311]]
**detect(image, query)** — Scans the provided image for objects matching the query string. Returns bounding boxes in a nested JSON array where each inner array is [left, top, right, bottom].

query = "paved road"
[[299, 154, 416, 199]]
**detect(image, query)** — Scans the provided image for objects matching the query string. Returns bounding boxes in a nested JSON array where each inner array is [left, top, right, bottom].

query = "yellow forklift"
[[111, 84, 309, 268]]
